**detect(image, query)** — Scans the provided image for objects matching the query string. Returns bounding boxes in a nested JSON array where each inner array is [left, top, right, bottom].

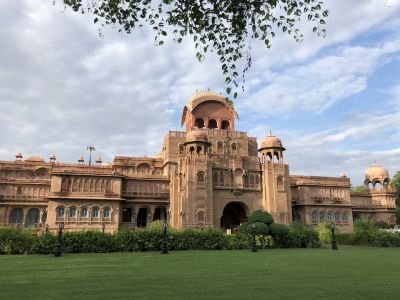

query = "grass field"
[[1, 246, 399, 299]]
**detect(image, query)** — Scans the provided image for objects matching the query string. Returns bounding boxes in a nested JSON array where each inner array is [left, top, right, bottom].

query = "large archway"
[[220, 202, 247, 229], [26, 208, 40, 228]]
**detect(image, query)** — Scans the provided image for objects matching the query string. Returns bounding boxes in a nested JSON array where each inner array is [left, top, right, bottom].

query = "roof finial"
[[269, 129, 272, 136]]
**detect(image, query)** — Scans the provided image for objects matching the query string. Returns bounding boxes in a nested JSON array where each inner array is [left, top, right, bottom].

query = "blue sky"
[[0, 0, 399, 185]]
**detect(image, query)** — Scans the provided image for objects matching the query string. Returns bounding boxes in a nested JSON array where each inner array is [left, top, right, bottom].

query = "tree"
[[351, 185, 368, 192], [392, 171, 400, 224], [58, 0, 328, 98]]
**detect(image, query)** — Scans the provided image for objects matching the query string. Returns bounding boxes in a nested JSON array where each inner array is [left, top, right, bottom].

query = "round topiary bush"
[[248, 210, 274, 225]]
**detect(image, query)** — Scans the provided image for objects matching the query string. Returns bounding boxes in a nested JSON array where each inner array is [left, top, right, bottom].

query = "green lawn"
[[0, 246, 399, 299]]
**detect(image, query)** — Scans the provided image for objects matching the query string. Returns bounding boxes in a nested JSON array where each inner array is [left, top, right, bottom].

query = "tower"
[[258, 132, 292, 224]]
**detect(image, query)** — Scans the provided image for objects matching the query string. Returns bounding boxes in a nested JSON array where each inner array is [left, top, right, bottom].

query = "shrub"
[[317, 222, 332, 244], [374, 221, 391, 229], [352, 219, 378, 245], [269, 223, 290, 248], [368, 231, 400, 247], [0, 228, 36, 254], [288, 222, 321, 248], [248, 210, 274, 225]]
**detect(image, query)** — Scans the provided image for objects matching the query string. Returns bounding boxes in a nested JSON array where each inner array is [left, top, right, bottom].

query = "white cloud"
[[239, 39, 400, 116]]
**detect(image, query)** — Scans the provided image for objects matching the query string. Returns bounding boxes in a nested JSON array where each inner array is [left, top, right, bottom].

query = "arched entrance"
[[220, 202, 247, 229], [26, 208, 40, 228], [137, 207, 148, 227], [9, 208, 23, 225], [153, 207, 167, 221]]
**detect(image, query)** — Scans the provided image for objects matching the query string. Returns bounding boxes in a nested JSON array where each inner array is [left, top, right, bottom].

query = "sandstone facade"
[[0, 92, 396, 232]]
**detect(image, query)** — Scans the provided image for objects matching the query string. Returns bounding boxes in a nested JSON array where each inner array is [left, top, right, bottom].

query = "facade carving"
[[0, 92, 396, 232]]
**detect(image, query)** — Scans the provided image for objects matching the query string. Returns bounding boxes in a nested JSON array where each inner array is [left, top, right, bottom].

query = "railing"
[[122, 191, 169, 198]]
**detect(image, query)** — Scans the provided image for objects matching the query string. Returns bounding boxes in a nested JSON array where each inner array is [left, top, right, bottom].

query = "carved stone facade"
[[0, 92, 396, 232]]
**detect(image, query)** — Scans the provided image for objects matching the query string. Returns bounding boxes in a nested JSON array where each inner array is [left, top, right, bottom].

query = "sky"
[[0, 0, 399, 185]]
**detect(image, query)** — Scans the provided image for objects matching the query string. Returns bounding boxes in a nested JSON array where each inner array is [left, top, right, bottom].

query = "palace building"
[[0, 92, 397, 232]]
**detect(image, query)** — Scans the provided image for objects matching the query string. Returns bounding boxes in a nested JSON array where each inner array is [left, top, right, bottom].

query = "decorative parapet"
[[290, 175, 351, 187]]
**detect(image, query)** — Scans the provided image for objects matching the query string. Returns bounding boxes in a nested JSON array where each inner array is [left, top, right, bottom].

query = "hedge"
[[0, 224, 322, 255]]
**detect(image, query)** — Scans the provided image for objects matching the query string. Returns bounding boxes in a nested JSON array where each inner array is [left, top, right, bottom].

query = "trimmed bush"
[[269, 223, 290, 248], [288, 222, 321, 248], [248, 210, 274, 225]]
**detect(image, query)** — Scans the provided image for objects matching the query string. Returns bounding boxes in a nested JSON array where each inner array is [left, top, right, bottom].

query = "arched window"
[[277, 176, 284, 191], [92, 207, 99, 218], [342, 212, 348, 222], [56, 207, 65, 218], [9, 208, 23, 224], [327, 212, 333, 221], [335, 212, 340, 221], [197, 172, 205, 185], [319, 212, 325, 221], [221, 120, 230, 130], [103, 207, 111, 218], [208, 119, 218, 129], [137, 163, 150, 175], [197, 146, 202, 154], [195, 118, 205, 128], [217, 142, 224, 154], [197, 211, 205, 225], [311, 211, 318, 222], [80, 207, 88, 218], [179, 144, 184, 155], [69, 207, 77, 217], [231, 143, 237, 154]]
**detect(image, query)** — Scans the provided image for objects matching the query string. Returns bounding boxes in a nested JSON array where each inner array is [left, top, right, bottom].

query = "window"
[[221, 120, 230, 130], [92, 207, 99, 218], [80, 207, 88, 218], [342, 212, 348, 222], [122, 208, 132, 223], [335, 212, 340, 221], [319, 212, 325, 221], [103, 207, 110, 218], [327, 212, 333, 221], [197, 172, 205, 185], [69, 207, 76, 217], [56, 207, 65, 218], [311, 211, 317, 222], [277, 177, 284, 191], [208, 119, 217, 129]]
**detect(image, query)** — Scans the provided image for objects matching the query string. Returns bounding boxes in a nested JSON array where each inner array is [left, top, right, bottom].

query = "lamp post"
[[87, 145, 96, 166], [102, 223, 105, 233], [162, 221, 168, 254], [331, 223, 338, 250], [251, 223, 257, 252], [45, 224, 49, 233], [54, 222, 64, 257]]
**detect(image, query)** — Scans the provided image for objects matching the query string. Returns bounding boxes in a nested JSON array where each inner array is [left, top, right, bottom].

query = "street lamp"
[[331, 223, 338, 250], [102, 223, 105, 233], [87, 145, 96, 166], [251, 223, 257, 252], [54, 222, 64, 257], [161, 221, 168, 254], [45, 224, 49, 233]]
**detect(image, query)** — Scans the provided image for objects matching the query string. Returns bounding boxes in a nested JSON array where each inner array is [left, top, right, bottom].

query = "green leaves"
[[58, 0, 328, 100]]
